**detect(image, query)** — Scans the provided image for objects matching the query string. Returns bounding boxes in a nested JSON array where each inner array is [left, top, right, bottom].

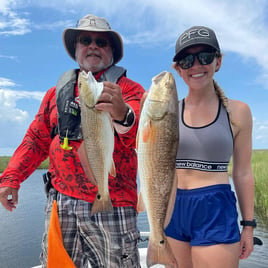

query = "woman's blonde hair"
[[213, 79, 235, 126]]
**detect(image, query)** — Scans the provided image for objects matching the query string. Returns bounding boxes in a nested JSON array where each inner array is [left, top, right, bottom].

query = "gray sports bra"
[[176, 99, 234, 172]]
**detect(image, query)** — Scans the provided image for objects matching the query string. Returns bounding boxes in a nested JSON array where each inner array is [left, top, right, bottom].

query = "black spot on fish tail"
[[91, 193, 113, 216]]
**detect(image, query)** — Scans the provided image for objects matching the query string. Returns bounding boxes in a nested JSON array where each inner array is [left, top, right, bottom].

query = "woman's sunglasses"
[[77, 36, 109, 48], [177, 51, 219, 69]]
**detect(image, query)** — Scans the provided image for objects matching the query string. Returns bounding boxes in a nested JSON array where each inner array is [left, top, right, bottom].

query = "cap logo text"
[[180, 28, 210, 45]]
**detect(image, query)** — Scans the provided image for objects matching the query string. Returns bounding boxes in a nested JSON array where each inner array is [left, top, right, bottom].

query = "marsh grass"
[[229, 150, 268, 225], [0, 156, 12, 173], [0, 157, 49, 173], [251, 150, 268, 223]]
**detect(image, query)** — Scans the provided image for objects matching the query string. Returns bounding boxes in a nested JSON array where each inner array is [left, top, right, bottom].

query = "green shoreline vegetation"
[[1, 150, 267, 224], [251, 150, 268, 225], [228, 149, 268, 225], [0, 157, 49, 173]]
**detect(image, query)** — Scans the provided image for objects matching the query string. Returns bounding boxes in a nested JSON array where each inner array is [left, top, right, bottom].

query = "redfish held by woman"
[[78, 71, 116, 216], [137, 71, 179, 268]]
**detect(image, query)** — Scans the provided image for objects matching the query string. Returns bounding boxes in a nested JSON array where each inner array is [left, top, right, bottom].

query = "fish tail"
[[91, 193, 113, 216], [146, 239, 178, 268]]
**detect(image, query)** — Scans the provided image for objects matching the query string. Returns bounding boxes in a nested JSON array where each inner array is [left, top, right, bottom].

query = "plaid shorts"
[[40, 188, 141, 268]]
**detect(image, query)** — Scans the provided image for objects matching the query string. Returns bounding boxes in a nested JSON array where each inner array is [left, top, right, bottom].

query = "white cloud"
[[33, 19, 75, 31], [0, 54, 17, 61], [253, 118, 268, 148], [0, 77, 16, 87], [0, 0, 31, 35], [0, 87, 44, 122], [0, 78, 45, 154]]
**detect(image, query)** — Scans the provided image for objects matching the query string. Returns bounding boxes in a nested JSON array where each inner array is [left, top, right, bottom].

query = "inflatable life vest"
[[51, 66, 126, 141]]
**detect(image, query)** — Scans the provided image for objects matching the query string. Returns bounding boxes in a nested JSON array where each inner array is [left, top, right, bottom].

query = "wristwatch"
[[114, 107, 135, 127], [240, 219, 257, 228]]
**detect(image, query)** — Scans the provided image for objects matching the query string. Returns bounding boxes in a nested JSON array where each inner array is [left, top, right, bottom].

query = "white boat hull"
[[32, 248, 164, 268]]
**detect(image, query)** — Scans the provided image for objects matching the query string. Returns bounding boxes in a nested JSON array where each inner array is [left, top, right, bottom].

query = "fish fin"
[[146, 239, 178, 268], [91, 193, 113, 216], [137, 191, 146, 212], [77, 142, 97, 185], [140, 92, 148, 114], [136, 91, 149, 149], [164, 170, 178, 228], [108, 117, 116, 177], [136, 131, 140, 150], [142, 120, 152, 142], [109, 159, 116, 177]]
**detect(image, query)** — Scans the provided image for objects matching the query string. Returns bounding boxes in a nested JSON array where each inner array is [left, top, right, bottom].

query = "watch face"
[[125, 109, 134, 126], [114, 108, 135, 127]]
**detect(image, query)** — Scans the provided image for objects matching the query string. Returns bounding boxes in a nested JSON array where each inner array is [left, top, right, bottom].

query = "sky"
[[0, 0, 268, 156]]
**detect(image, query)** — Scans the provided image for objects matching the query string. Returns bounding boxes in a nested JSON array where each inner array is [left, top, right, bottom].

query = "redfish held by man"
[[137, 71, 179, 268], [78, 71, 116, 216]]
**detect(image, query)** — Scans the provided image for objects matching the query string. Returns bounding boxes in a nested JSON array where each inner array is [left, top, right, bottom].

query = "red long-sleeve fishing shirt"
[[0, 73, 144, 209]]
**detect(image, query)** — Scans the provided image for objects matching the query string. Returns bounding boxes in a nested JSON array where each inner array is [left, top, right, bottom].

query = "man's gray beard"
[[76, 55, 114, 73]]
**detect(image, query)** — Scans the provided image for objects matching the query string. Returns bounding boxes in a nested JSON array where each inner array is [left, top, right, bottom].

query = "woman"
[[164, 26, 255, 268]]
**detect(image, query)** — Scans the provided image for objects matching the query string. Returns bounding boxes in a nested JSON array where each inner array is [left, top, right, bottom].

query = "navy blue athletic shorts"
[[164, 184, 240, 246]]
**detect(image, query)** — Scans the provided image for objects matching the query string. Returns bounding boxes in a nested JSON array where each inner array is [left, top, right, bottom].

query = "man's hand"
[[0, 187, 18, 212], [95, 81, 128, 121]]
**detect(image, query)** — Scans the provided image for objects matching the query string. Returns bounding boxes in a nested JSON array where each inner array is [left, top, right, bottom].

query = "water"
[[0, 170, 267, 268]]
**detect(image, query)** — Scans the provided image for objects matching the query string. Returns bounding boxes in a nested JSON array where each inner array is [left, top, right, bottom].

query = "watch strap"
[[240, 219, 257, 228]]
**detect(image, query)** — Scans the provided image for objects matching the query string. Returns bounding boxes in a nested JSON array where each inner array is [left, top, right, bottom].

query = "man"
[[0, 14, 145, 267]]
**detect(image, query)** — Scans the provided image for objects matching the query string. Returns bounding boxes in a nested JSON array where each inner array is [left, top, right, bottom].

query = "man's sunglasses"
[[176, 51, 219, 69], [77, 36, 109, 48]]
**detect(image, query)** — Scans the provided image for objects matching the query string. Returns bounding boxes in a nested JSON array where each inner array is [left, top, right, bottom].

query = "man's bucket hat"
[[63, 14, 123, 64]]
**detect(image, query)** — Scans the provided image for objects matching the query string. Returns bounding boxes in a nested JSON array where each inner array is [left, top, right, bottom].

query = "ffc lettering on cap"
[[173, 25, 220, 62], [180, 28, 210, 45]]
